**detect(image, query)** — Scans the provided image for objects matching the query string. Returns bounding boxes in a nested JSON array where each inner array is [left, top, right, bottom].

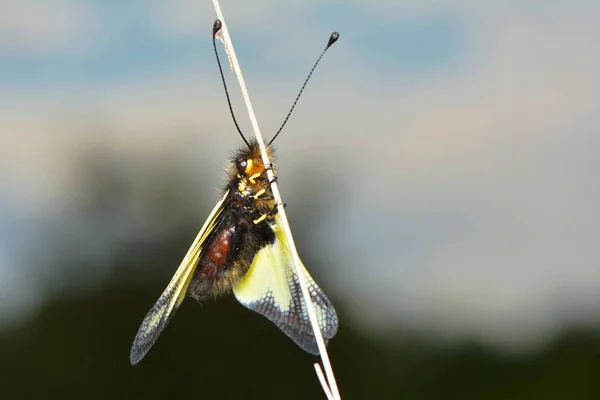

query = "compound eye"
[[236, 159, 247, 174]]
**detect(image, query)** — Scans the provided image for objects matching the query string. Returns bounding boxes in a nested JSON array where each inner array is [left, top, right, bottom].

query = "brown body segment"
[[201, 225, 236, 280], [207, 225, 235, 266]]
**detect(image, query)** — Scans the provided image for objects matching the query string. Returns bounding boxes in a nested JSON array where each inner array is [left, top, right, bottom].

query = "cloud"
[[0, 1, 92, 54], [1, 1, 600, 352], [311, 3, 600, 352]]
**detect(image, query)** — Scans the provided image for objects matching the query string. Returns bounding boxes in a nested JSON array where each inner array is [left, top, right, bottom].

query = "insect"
[[129, 20, 340, 365]]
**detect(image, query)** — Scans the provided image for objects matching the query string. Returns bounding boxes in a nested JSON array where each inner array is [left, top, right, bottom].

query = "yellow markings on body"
[[248, 173, 261, 184], [253, 188, 266, 199], [244, 159, 253, 174], [253, 214, 267, 225]]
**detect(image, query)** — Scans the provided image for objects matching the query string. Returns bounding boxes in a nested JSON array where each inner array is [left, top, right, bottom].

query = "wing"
[[129, 191, 229, 365], [232, 214, 338, 355]]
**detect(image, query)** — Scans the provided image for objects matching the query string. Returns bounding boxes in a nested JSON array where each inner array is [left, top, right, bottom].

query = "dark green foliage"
[[1, 265, 599, 399]]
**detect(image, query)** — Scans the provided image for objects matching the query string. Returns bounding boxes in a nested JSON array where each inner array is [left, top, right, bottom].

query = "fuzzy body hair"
[[188, 141, 277, 300]]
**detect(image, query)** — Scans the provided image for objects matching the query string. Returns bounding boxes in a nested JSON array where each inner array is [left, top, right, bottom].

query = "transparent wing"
[[232, 214, 338, 354], [129, 191, 229, 365]]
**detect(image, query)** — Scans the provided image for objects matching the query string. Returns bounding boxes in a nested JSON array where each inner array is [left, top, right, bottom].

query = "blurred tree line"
[[2, 271, 599, 399]]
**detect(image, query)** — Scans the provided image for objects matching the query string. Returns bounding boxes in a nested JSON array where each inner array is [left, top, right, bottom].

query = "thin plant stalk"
[[210, 1, 341, 399]]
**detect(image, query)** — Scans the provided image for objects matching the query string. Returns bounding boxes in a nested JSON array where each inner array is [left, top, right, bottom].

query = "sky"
[[1, 1, 600, 354]]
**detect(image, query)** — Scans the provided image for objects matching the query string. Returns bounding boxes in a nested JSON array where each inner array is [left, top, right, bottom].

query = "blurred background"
[[1, 1, 600, 398]]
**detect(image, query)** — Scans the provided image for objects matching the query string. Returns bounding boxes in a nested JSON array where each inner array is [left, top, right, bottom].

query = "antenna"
[[213, 19, 251, 148], [268, 32, 339, 145]]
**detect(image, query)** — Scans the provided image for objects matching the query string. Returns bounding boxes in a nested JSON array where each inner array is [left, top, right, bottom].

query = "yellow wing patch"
[[233, 215, 338, 354], [129, 191, 229, 365]]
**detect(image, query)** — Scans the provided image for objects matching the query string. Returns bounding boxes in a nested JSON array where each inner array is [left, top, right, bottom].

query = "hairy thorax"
[[188, 142, 277, 300]]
